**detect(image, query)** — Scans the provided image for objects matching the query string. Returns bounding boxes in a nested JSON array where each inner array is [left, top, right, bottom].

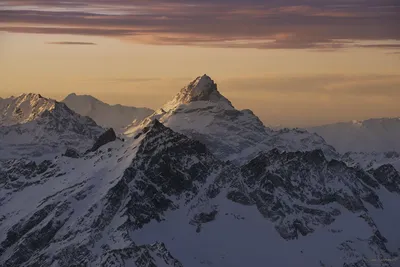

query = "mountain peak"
[[169, 75, 233, 108], [196, 74, 213, 83], [64, 93, 99, 103], [0, 93, 58, 126], [18, 93, 44, 100], [66, 93, 77, 98]]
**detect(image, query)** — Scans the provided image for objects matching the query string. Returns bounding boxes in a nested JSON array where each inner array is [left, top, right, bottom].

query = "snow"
[[130, 191, 384, 267], [0, 136, 142, 260], [365, 187, 400, 253], [342, 151, 400, 172], [0, 118, 398, 266]]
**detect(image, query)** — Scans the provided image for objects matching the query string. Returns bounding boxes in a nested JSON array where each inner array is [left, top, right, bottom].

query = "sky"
[[0, 0, 399, 127]]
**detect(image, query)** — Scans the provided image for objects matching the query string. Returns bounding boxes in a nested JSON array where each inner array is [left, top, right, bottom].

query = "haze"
[[1, 0, 399, 127]]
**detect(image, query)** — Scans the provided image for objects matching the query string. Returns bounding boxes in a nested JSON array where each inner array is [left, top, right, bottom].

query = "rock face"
[[89, 128, 117, 152], [368, 164, 400, 193], [237, 149, 382, 239], [1, 119, 399, 267]]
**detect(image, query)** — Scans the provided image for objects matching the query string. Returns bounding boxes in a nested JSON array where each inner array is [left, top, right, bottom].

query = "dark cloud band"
[[1, 0, 399, 50], [46, 41, 97, 45]]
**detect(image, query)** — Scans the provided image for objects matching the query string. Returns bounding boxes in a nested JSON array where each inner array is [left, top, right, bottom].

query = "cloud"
[[356, 44, 400, 49], [92, 78, 162, 83], [1, 0, 400, 50], [46, 41, 97, 45]]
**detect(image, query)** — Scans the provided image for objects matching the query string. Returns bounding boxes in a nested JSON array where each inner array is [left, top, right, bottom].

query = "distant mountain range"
[[0, 76, 399, 267], [62, 93, 153, 133], [309, 118, 400, 172], [309, 118, 400, 154]]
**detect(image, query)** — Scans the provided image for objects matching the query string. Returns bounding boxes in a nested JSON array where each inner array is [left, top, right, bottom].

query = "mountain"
[[309, 118, 400, 154], [125, 75, 338, 163], [62, 93, 154, 133], [1, 120, 399, 266], [1, 83, 400, 266], [0, 93, 103, 159]]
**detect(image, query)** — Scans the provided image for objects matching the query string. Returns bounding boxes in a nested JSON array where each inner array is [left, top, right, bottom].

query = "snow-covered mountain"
[[0, 93, 103, 159], [125, 75, 338, 163], [1, 120, 399, 266], [1, 80, 400, 267], [63, 93, 153, 133], [309, 118, 400, 154]]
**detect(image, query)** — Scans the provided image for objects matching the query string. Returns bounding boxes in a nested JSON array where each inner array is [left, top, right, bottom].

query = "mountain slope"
[[341, 151, 400, 172], [126, 75, 338, 163], [63, 93, 154, 133], [0, 93, 103, 159], [0, 120, 399, 266], [0, 120, 226, 266], [309, 118, 400, 154]]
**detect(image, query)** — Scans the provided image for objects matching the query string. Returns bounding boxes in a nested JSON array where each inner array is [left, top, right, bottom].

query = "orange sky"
[[1, 1, 400, 126]]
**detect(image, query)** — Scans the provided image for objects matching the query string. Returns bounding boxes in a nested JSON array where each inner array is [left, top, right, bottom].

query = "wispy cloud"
[[46, 41, 97, 45], [1, 0, 399, 50], [356, 44, 400, 49]]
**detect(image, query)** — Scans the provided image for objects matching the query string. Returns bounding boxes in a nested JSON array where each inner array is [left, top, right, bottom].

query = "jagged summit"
[[125, 75, 338, 163], [0, 93, 103, 159], [164, 74, 233, 110], [18, 93, 43, 98], [0, 93, 57, 126]]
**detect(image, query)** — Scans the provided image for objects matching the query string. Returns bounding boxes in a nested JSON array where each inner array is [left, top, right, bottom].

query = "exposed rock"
[[370, 164, 400, 193], [63, 148, 80, 158], [190, 210, 218, 233], [235, 149, 384, 240], [89, 128, 117, 152]]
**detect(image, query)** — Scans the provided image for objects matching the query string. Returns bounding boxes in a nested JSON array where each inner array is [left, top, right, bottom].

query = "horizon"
[[2, 85, 400, 128], [1, 0, 400, 127]]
